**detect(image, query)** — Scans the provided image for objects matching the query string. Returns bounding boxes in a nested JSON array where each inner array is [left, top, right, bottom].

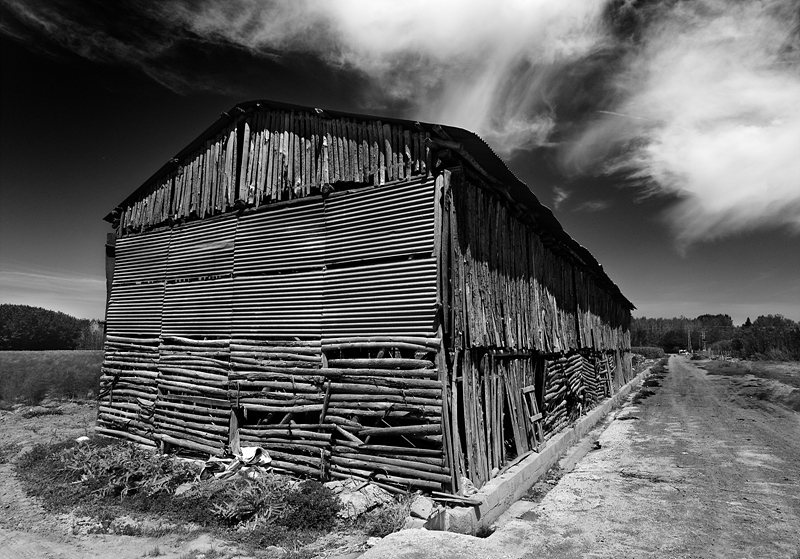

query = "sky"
[[1, 0, 798, 325]]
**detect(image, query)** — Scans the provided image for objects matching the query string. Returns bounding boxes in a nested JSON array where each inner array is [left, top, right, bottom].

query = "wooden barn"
[[99, 99, 634, 496]]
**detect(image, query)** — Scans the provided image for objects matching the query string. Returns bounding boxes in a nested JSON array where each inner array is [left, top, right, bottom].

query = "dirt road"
[[365, 355, 800, 558]]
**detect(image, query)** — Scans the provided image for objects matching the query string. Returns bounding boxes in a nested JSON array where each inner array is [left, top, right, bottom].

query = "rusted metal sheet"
[[166, 215, 236, 280], [106, 282, 164, 336], [112, 229, 171, 284], [162, 277, 233, 336], [324, 177, 435, 265], [323, 258, 437, 337], [234, 199, 325, 274], [232, 271, 323, 338]]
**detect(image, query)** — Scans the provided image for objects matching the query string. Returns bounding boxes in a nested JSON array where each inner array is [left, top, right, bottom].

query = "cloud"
[[574, 200, 610, 213], [553, 187, 570, 210], [566, 0, 800, 249], [4, 0, 799, 249], [0, 266, 106, 318], [1, 0, 612, 153]]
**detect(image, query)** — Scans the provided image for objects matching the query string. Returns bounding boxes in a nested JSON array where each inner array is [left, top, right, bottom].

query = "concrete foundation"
[[428, 367, 649, 534]]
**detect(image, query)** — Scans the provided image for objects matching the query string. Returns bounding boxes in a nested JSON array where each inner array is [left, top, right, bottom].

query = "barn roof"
[[106, 99, 634, 310]]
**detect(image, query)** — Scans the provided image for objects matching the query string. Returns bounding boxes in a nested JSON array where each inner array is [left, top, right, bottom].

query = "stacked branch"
[[154, 336, 231, 456], [97, 334, 160, 446]]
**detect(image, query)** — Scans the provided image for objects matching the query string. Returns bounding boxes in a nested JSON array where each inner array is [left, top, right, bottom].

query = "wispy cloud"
[[574, 200, 610, 213], [565, 0, 800, 250], [552, 186, 570, 210], [0, 265, 106, 318]]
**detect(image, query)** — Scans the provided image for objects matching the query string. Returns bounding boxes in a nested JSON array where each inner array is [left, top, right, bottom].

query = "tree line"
[[631, 313, 800, 360], [0, 304, 104, 350]]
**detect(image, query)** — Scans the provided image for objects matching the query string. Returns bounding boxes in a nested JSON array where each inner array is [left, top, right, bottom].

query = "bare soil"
[[0, 403, 259, 559], [361, 355, 800, 558]]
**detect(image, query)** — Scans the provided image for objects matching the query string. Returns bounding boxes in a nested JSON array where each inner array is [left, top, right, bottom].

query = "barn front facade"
[[99, 100, 634, 495]]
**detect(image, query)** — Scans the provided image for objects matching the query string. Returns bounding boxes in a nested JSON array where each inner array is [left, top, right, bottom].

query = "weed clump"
[[355, 495, 412, 537], [14, 437, 342, 547]]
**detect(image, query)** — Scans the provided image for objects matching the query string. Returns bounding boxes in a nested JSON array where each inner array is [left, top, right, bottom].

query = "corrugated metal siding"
[[106, 282, 164, 336], [235, 200, 325, 274], [162, 277, 233, 336], [232, 272, 323, 338], [324, 178, 435, 265], [113, 230, 171, 283], [323, 258, 437, 337], [166, 215, 236, 280]]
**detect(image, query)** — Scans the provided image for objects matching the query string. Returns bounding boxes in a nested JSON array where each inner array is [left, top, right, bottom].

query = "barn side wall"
[[439, 167, 632, 491], [99, 177, 450, 493]]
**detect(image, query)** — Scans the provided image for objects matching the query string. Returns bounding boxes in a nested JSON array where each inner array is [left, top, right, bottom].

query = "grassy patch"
[[14, 437, 342, 550], [701, 360, 800, 412], [0, 350, 103, 404], [354, 495, 412, 538], [702, 360, 800, 389]]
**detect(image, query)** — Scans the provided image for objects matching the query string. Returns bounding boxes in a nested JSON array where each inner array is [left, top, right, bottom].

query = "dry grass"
[[0, 350, 103, 404]]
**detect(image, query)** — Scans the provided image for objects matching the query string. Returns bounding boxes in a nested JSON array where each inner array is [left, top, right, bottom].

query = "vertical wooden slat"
[[383, 123, 392, 182], [375, 122, 384, 185], [293, 112, 301, 195], [238, 118, 251, 203]]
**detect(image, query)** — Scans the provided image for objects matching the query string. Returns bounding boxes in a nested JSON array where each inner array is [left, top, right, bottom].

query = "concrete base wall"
[[428, 368, 649, 534]]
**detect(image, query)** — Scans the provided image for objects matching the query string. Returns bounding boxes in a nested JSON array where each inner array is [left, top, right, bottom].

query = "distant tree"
[[0, 304, 86, 350], [743, 317, 752, 328], [739, 315, 800, 360]]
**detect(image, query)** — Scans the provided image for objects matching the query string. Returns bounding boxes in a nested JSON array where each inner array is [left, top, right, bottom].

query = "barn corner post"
[[98, 99, 633, 498]]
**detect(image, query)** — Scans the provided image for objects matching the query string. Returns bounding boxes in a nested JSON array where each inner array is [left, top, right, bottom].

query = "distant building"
[[99, 100, 634, 494]]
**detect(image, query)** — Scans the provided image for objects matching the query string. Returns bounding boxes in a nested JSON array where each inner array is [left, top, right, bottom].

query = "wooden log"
[[322, 336, 440, 348], [158, 367, 228, 383], [229, 379, 319, 392], [105, 341, 159, 353], [159, 433, 222, 456], [267, 449, 322, 468], [107, 335, 161, 344], [229, 351, 321, 363], [327, 358, 433, 369], [334, 424, 365, 444], [157, 423, 226, 448], [322, 341, 434, 353], [159, 393, 230, 409], [336, 437, 442, 461], [270, 459, 320, 477], [240, 403, 325, 414], [156, 399, 229, 416], [328, 383, 440, 398], [101, 368, 158, 380], [327, 401, 440, 414], [230, 356, 319, 368], [157, 379, 228, 398], [95, 427, 157, 447], [330, 463, 441, 491], [154, 413, 228, 434], [329, 455, 450, 483], [325, 407, 439, 419], [319, 380, 332, 423], [333, 445, 445, 467], [359, 424, 441, 437], [328, 394, 441, 406]]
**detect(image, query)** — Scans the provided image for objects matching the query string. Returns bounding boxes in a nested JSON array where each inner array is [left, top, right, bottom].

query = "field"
[[0, 350, 103, 405], [699, 358, 800, 412]]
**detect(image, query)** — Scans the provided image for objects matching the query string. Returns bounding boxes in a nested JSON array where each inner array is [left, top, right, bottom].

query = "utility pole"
[[687, 327, 692, 353]]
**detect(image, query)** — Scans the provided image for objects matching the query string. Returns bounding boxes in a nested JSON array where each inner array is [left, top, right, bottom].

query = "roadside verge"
[[429, 366, 650, 534]]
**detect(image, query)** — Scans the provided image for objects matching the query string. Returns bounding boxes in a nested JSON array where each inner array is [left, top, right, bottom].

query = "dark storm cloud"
[[3, 0, 799, 249]]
